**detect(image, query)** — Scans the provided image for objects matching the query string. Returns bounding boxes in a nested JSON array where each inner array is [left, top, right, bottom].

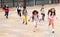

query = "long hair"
[[48, 8, 56, 16]]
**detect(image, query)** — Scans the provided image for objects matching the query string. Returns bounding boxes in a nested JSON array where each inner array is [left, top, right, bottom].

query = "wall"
[[0, 0, 59, 8]]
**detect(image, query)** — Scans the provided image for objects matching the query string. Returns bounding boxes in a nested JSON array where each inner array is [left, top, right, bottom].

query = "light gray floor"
[[0, 5, 60, 37]]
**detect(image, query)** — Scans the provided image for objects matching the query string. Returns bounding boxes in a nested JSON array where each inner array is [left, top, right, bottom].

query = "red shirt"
[[2, 7, 9, 12]]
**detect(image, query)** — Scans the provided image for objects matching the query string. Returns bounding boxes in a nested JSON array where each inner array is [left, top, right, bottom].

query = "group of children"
[[16, 4, 57, 33], [17, 3, 28, 25], [2, 3, 57, 33]]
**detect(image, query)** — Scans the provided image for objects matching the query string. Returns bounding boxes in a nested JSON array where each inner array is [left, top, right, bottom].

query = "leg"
[[22, 15, 25, 24], [5, 12, 6, 16], [25, 21, 27, 25], [6, 12, 8, 19], [42, 14, 45, 21], [17, 10, 20, 15], [41, 13, 44, 21], [19, 12, 21, 17], [52, 22, 55, 33], [48, 18, 52, 26], [49, 22, 51, 26], [48, 22, 51, 29], [48, 19, 51, 31], [52, 23, 54, 29], [25, 16, 27, 25], [18, 10, 21, 17], [23, 19, 25, 24], [33, 21, 37, 32], [42, 15, 43, 20]]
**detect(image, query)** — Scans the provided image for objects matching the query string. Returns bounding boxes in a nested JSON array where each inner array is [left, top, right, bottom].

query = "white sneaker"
[[52, 29, 55, 33]]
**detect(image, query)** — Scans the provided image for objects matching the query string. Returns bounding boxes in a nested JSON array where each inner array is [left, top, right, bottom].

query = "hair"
[[48, 8, 56, 16], [41, 4, 44, 6], [32, 10, 38, 15]]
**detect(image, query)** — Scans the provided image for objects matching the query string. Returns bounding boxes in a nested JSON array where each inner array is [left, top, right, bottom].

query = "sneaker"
[[23, 22, 24, 24], [6, 16, 8, 19], [33, 30, 36, 32], [52, 31, 55, 33], [52, 29, 55, 33], [25, 22, 27, 25]]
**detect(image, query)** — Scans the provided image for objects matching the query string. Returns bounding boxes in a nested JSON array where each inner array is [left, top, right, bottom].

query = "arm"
[[37, 15, 41, 22], [48, 10, 50, 16], [28, 16, 32, 21], [2, 6, 5, 10]]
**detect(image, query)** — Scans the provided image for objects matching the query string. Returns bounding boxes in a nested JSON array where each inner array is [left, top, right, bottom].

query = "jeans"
[[5, 12, 9, 19]]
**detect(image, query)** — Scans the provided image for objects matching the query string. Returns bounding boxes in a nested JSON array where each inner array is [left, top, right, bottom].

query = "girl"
[[48, 8, 56, 33], [22, 7, 28, 25], [2, 4, 9, 19], [29, 10, 40, 32], [17, 3, 23, 17], [40, 5, 45, 21]]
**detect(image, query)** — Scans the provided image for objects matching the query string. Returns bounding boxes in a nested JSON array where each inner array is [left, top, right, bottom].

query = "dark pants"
[[41, 13, 45, 21], [17, 10, 21, 17], [5, 12, 9, 19]]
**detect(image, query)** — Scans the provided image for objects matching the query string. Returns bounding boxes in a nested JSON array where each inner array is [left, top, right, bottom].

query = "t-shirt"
[[34, 15, 39, 21], [23, 9, 27, 15], [17, 6, 23, 11], [40, 8, 45, 14]]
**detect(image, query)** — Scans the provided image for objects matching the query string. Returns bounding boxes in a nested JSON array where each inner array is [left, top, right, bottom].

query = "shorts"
[[22, 15, 28, 21], [48, 16, 55, 23], [5, 12, 9, 16], [17, 10, 21, 14]]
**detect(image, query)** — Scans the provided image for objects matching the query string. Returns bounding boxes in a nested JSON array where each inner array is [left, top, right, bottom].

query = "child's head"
[[51, 8, 55, 13], [50, 8, 56, 16], [19, 2, 22, 7], [41, 4, 44, 8], [32, 10, 38, 15], [5, 4, 8, 7], [19, 4, 22, 7]]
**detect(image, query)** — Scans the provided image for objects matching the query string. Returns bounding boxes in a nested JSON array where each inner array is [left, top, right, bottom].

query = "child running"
[[2, 4, 9, 19], [22, 7, 28, 25], [40, 5, 45, 21], [17, 3, 23, 17], [29, 10, 40, 32], [48, 8, 57, 33]]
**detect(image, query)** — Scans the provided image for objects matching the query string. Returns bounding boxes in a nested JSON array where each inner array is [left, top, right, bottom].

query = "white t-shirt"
[[17, 6, 23, 11], [40, 8, 45, 14], [34, 15, 39, 21]]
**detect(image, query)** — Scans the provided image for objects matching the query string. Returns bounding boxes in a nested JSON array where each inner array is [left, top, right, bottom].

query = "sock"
[[52, 29, 54, 31], [48, 26, 50, 31]]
